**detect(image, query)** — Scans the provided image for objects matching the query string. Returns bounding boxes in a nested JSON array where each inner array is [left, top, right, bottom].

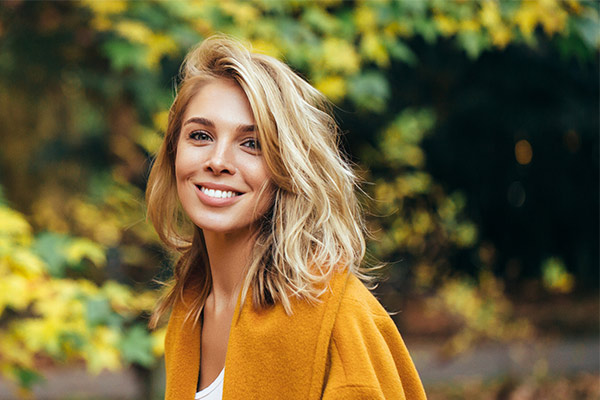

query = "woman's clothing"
[[164, 271, 426, 399], [195, 368, 224, 400]]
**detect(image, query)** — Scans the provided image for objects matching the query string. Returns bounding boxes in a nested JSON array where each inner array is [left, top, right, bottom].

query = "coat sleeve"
[[321, 277, 427, 400]]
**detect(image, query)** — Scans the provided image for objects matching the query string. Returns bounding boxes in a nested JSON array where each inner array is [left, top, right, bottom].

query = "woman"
[[146, 36, 426, 400]]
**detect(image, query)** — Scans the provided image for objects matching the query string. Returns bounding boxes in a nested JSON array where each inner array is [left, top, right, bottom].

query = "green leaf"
[[457, 31, 490, 59], [348, 71, 390, 113], [85, 297, 113, 327], [413, 16, 438, 43], [119, 324, 155, 367], [14, 367, 44, 390], [102, 39, 148, 72], [302, 6, 340, 36], [33, 232, 70, 277], [573, 14, 600, 50], [66, 238, 106, 268], [388, 40, 417, 66]]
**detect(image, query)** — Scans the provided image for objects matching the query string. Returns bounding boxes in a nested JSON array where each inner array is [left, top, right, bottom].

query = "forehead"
[[183, 78, 255, 125]]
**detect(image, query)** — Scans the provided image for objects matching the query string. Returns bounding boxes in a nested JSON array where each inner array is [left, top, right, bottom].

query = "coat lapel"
[[164, 291, 201, 400], [164, 272, 350, 400]]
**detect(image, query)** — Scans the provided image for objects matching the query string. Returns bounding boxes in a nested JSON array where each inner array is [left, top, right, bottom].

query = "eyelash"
[[188, 131, 260, 151], [189, 131, 211, 141], [242, 138, 260, 150]]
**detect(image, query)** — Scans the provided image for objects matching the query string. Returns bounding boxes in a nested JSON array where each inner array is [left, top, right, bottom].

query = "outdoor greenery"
[[0, 0, 597, 396]]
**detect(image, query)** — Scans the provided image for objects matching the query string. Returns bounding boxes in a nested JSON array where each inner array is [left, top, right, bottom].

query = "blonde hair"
[[147, 35, 369, 328]]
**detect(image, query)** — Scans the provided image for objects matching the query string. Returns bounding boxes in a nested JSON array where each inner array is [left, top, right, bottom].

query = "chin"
[[190, 216, 255, 236]]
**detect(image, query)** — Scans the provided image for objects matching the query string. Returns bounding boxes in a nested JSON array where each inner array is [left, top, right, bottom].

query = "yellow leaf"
[[146, 34, 179, 68], [384, 21, 412, 38], [0, 275, 32, 313], [152, 111, 169, 132], [250, 39, 282, 59], [65, 238, 106, 267], [403, 145, 425, 168], [374, 181, 396, 203], [354, 5, 377, 33], [514, 3, 539, 37], [539, 5, 567, 35], [8, 250, 45, 278], [80, 0, 127, 16], [321, 38, 360, 75], [136, 127, 163, 154], [85, 327, 122, 374], [220, 2, 259, 26], [151, 327, 167, 356], [0, 332, 34, 367], [435, 14, 459, 36], [360, 33, 389, 67], [131, 290, 159, 312], [315, 76, 347, 102], [192, 19, 213, 36], [566, 0, 583, 14], [490, 25, 512, 48], [455, 222, 478, 247], [480, 0, 502, 28], [542, 257, 575, 293], [412, 210, 433, 235], [102, 281, 133, 312], [460, 19, 481, 33], [114, 20, 153, 44], [0, 207, 32, 245]]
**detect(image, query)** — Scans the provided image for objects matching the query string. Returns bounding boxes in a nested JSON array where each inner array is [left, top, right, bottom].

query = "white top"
[[195, 368, 225, 400]]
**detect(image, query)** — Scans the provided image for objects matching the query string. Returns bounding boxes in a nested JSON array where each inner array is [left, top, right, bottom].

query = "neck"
[[203, 227, 255, 308]]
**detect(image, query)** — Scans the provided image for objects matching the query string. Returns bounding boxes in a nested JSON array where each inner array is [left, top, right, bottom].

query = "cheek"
[[174, 147, 194, 182], [250, 158, 271, 186]]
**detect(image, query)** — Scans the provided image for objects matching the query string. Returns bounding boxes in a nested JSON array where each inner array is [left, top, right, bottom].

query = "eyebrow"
[[183, 117, 256, 133]]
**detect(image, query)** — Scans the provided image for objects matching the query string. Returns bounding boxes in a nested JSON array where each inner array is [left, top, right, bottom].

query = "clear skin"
[[175, 78, 272, 390]]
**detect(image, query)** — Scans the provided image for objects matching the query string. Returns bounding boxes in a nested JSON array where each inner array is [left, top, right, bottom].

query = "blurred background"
[[0, 0, 598, 399]]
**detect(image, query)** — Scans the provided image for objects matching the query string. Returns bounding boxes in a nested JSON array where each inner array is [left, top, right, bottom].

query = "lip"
[[194, 182, 244, 207]]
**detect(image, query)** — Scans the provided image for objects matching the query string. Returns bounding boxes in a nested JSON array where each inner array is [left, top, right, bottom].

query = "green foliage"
[[429, 271, 532, 358], [120, 324, 156, 368], [542, 257, 575, 293], [347, 71, 390, 113], [33, 232, 105, 278], [0, 202, 164, 395], [13, 367, 44, 391]]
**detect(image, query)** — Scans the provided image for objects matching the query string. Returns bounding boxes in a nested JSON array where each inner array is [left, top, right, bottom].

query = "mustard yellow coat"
[[164, 272, 427, 399]]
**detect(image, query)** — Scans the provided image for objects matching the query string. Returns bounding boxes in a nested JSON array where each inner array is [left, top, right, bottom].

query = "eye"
[[189, 131, 212, 142], [242, 138, 261, 151]]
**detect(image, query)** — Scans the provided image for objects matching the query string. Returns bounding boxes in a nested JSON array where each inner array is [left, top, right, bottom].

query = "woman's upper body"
[[165, 271, 426, 400], [146, 35, 426, 399]]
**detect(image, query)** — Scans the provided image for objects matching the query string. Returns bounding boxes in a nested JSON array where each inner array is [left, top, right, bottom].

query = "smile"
[[197, 186, 241, 199]]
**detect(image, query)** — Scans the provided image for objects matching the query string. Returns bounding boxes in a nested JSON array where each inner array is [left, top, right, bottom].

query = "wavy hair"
[[147, 35, 369, 328]]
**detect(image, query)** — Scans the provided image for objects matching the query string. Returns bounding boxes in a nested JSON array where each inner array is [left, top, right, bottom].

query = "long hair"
[[147, 35, 369, 328]]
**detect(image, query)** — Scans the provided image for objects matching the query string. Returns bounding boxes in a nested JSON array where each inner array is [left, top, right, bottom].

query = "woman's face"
[[175, 78, 272, 235]]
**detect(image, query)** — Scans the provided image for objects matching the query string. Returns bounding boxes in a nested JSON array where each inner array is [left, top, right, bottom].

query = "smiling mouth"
[[197, 185, 242, 199]]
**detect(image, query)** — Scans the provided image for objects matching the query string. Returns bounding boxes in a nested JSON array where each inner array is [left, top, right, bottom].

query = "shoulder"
[[323, 273, 427, 400], [330, 273, 396, 336], [330, 273, 399, 349], [337, 274, 390, 316]]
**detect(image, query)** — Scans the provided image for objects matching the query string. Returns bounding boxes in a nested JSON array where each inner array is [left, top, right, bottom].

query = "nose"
[[203, 142, 236, 176]]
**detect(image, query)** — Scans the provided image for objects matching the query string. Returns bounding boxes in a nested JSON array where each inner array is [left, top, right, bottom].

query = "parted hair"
[[147, 35, 369, 328]]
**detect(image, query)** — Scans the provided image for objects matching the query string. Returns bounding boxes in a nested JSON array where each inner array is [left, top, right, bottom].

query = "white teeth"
[[201, 187, 238, 199]]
